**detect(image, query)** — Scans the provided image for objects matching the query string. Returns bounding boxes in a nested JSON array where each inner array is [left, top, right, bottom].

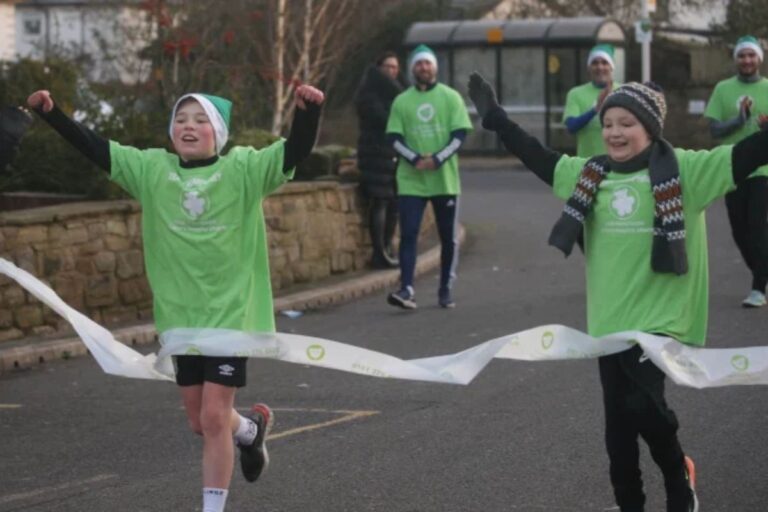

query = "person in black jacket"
[[355, 51, 403, 268], [0, 106, 34, 172]]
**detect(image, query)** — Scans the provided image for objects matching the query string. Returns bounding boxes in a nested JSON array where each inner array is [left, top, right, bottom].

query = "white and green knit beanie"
[[408, 44, 438, 83], [734, 36, 764, 62], [169, 93, 233, 154], [587, 44, 615, 69]]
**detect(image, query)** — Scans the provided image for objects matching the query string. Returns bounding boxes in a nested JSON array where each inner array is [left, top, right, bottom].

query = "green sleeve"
[[678, 146, 734, 211], [562, 88, 581, 122], [703, 84, 724, 121], [449, 90, 473, 132], [109, 140, 151, 201], [552, 154, 588, 200], [239, 139, 293, 200], [386, 96, 404, 135]]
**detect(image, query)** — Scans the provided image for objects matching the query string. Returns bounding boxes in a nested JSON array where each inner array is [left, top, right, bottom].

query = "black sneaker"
[[438, 288, 455, 309], [387, 287, 417, 309], [238, 403, 274, 482]]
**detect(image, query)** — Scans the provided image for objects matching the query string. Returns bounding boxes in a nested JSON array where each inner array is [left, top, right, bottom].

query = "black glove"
[[468, 72, 500, 120], [0, 106, 34, 171]]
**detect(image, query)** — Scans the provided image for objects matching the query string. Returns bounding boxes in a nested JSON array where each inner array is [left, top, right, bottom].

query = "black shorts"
[[173, 356, 248, 388]]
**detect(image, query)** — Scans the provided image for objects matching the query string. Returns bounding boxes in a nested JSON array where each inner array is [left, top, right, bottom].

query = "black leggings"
[[599, 345, 690, 512], [725, 176, 768, 293]]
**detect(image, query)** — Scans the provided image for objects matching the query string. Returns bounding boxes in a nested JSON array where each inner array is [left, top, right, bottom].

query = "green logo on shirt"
[[610, 186, 640, 219], [541, 331, 554, 350], [731, 354, 749, 372], [307, 344, 326, 361], [416, 103, 435, 122]]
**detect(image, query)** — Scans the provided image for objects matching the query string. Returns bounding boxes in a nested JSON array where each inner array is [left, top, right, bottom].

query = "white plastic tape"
[[3, 257, 768, 388]]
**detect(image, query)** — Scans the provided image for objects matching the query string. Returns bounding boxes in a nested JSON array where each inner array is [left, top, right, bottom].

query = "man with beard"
[[385, 44, 472, 309], [563, 44, 619, 158], [705, 36, 768, 307], [0, 106, 34, 172], [356, 51, 403, 268]]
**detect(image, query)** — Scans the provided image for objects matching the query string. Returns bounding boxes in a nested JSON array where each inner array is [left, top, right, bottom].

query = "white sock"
[[233, 413, 258, 445], [203, 487, 228, 512]]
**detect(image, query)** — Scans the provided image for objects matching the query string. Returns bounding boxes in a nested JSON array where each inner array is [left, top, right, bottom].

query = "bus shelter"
[[404, 17, 626, 153]]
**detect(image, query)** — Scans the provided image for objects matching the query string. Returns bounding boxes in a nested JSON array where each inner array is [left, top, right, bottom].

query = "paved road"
[[2, 162, 768, 511]]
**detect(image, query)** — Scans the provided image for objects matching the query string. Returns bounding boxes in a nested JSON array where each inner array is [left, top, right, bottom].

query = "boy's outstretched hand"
[[468, 72, 500, 119], [27, 90, 55, 113], [295, 85, 325, 110]]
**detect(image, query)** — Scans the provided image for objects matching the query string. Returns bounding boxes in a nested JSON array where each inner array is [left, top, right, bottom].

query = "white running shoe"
[[742, 290, 767, 308]]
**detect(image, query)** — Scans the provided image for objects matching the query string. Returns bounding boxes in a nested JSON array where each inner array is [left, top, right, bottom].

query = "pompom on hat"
[[734, 35, 764, 62], [169, 93, 232, 154]]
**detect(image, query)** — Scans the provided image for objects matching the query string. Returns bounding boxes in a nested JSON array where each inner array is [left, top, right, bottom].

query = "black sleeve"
[[0, 106, 33, 171], [36, 105, 111, 172], [283, 102, 321, 172], [483, 107, 561, 186], [732, 128, 768, 183]]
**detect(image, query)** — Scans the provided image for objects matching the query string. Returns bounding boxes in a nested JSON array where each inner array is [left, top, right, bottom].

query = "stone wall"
[[0, 182, 433, 343]]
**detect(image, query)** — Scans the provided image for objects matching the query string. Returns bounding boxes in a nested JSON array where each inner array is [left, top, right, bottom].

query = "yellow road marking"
[[235, 406, 380, 440], [268, 410, 379, 441], [0, 404, 21, 409], [0, 474, 118, 505]]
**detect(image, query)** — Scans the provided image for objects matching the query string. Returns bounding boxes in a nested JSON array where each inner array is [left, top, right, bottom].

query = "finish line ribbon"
[[3, 257, 768, 388]]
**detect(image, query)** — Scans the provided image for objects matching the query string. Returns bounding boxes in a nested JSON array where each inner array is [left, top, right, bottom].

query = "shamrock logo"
[[182, 191, 206, 219], [610, 187, 639, 219]]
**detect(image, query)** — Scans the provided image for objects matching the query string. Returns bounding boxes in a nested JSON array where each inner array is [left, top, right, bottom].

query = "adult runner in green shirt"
[[470, 73, 768, 512], [385, 44, 472, 310], [704, 35, 768, 308], [563, 44, 619, 157], [27, 84, 325, 512]]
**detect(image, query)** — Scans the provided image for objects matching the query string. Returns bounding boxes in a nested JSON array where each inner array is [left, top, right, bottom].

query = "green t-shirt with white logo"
[[704, 76, 768, 145], [553, 145, 736, 345], [386, 83, 473, 196], [110, 140, 292, 334], [562, 82, 617, 158]]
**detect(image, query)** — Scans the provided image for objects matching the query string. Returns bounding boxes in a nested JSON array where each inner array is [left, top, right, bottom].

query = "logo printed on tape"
[[541, 331, 555, 350], [185, 346, 203, 355], [731, 354, 749, 372], [306, 344, 326, 361]]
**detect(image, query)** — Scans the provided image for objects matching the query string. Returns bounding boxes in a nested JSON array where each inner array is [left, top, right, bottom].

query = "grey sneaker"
[[742, 290, 766, 308], [438, 287, 455, 308], [387, 286, 417, 309], [238, 403, 274, 482]]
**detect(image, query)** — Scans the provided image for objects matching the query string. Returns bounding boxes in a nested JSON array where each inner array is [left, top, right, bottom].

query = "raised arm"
[[468, 72, 561, 186], [282, 85, 324, 172], [27, 90, 111, 172]]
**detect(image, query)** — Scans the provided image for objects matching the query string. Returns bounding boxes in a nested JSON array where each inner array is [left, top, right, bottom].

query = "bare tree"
[[256, 0, 361, 134]]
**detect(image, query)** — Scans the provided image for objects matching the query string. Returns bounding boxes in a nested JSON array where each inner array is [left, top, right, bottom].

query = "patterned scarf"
[[548, 138, 688, 275]]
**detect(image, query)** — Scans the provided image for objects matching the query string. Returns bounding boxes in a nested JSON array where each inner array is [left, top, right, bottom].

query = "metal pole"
[[641, 0, 651, 82]]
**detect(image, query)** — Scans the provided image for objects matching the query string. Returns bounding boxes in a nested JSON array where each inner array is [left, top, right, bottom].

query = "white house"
[[0, 1, 23, 62], [9, 0, 152, 83]]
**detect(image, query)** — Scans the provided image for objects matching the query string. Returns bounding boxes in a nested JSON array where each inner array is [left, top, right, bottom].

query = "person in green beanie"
[[385, 44, 472, 309], [26, 84, 325, 512], [563, 44, 619, 157], [468, 69, 768, 511], [704, 35, 768, 308]]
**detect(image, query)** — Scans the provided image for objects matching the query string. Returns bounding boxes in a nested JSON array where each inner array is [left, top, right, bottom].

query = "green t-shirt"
[[562, 82, 617, 158], [552, 145, 736, 345], [704, 76, 768, 145], [110, 141, 293, 334], [386, 83, 472, 196]]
